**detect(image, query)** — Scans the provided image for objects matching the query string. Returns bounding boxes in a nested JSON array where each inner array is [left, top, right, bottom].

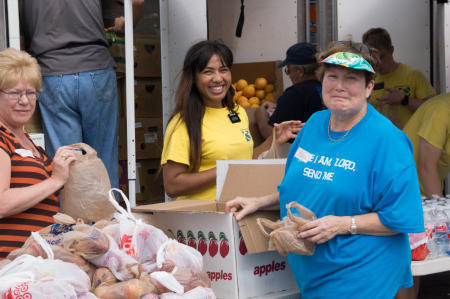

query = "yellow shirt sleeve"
[[161, 114, 191, 167], [411, 68, 435, 100]]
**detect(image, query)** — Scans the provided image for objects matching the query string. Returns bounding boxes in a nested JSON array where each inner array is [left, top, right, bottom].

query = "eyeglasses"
[[284, 66, 299, 75], [0, 90, 40, 102], [332, 41, 371, 55]]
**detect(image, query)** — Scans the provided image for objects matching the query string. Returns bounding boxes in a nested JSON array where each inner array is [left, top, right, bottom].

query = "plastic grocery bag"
[[257, 201, 316, 256], [62, 224, 110, 259], [156, 240, 203, 271], [61, 143, 115, 223], [2, 278, 79, 299], [103, 188, 169, 264], [93, 278, 157, 299], [159, 286, 216, 299], [148, 267, 211, 295], [0, 232, 92, 297], [88, 234, 141, 281], [409, 232, 430, 261]]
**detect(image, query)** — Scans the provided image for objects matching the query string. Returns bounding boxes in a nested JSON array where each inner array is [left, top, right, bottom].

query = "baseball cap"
[[278, 42, 317, 68]]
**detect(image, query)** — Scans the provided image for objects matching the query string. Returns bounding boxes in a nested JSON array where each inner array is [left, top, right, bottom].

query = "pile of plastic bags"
[[0, 189, 215, 299]]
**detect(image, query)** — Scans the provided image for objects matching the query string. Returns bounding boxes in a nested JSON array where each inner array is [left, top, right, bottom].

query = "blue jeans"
[[39, 67, 119, 188]]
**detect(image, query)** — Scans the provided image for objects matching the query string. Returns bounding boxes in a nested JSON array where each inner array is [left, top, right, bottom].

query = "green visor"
[[321, 52, 375, 73]]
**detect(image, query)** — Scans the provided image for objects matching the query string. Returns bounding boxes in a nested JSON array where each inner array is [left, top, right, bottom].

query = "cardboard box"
[[134, 79, 162, 117], [118, 117, 163, 160], [107, 33, 161, 77], [231, 61, 283, 100], [134, 35, 161, 77], [118, 78, 162, 118], [133, 160, 298, 298], [119, 159, 165, 204]]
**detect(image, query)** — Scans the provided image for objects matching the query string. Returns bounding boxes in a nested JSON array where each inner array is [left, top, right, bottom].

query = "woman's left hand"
[[274, 120, 304, 144], [297, 215, 347, 244]]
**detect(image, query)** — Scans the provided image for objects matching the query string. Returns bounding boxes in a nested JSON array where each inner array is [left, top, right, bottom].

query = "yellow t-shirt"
[[403, 93, 450, 194], [161, 106, 254, 201], [370, 63, 435, 128]]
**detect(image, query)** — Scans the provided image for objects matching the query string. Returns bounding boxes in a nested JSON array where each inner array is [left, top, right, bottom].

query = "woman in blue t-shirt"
[[226, 42, 424, 299]]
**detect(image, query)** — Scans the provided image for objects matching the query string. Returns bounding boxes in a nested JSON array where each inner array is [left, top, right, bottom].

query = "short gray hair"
[[293, 63, 319, 75]]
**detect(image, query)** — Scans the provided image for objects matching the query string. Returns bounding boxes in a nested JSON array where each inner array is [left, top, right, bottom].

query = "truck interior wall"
[[207, 0, 298, 90], [445, 3, 450, 93], [160, 0, 207, 131], [337, 0, 431, 81], [0, 0, 6, 51]]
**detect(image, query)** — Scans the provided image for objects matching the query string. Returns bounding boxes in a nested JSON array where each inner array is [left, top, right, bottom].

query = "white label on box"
[[135, 122, 143, 129], [29, 133, 45, 150], [144, 132, 157, 143]]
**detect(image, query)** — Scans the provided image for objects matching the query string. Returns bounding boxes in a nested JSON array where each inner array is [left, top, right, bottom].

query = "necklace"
[[327, 118, 352, 142]]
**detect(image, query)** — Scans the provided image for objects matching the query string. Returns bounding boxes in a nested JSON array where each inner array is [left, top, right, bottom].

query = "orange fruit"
[[264, 93, 275, 103], [250, 103, 260, 108], [264, 84, 275, 93], [235, 79, 248, 91], [255, 77, 268, 90], [233, 91, 243, 102], [248, 97, 260, 105], [242, 85, 256, 98], [248, 84, 255, 89], [255, 89, 265, 99], [237, 96, 250, 108], [232, 83, 236, 91]]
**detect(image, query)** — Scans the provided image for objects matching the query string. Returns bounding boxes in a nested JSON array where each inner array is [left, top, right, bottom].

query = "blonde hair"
[[0, 48, 42, 91]]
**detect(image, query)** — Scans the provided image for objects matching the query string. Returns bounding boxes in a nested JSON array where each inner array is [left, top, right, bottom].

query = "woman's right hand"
[[50, 146, 77, 187], [225, 196, 263, 221]]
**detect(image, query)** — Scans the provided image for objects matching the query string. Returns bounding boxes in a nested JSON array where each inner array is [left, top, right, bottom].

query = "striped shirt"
[[0, 124, 59, 259]]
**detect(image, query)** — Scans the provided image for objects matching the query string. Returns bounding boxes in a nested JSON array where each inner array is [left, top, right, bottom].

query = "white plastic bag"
[[88, 234, 141, 281], [159, 287, 216, 299], [2, 278, 79, 299], [103, 189, 168, 264], [0, 232, 91, 297], [156, 240, 203, 271]]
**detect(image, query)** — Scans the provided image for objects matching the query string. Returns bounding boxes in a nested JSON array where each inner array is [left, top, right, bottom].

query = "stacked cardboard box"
[[108, 32, 164, 204]]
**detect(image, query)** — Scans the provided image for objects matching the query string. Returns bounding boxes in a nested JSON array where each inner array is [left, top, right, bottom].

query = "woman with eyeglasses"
[[0, 48, 76, 259], [226, 42, 424, 298]]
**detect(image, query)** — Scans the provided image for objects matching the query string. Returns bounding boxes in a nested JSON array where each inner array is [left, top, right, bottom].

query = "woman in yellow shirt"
[[161, 40, 254, 201]]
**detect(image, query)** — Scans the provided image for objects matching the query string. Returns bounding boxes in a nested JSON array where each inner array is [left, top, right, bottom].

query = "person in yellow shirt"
[[404, 93, 449, 198], [362, 27, 435, 128], [161, 40, 253, 201], [398, 93, 449, 299]]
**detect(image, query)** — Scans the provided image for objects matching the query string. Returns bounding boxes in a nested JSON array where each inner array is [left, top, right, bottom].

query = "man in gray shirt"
[[20, 0, 143, 188]]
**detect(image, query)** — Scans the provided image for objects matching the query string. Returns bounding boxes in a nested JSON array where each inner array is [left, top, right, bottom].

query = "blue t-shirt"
[[278, 105, 424, 299]]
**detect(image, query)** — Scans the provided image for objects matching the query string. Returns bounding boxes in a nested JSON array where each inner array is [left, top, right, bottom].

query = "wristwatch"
[[401, 95, 409, 106], [350, 216, 357, 234]]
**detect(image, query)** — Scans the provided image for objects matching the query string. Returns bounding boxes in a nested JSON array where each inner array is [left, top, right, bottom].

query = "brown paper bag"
[[61, 143, 115, 223]]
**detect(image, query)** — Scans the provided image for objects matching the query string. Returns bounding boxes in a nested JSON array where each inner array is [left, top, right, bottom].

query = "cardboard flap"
[[218, 163, 285, 203], [218, 162, 286, 253], [238, 210, 281, 254], [132, 199, 217, 213]]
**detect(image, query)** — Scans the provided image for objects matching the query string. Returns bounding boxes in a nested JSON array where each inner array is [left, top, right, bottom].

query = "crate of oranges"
[[232, 77, 276, 108]]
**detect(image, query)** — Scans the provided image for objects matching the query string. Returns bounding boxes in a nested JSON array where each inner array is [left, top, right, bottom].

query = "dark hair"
[[169, 40, 236, 172], [362, 27, 393, 51], [315, 40, 379, 86]]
